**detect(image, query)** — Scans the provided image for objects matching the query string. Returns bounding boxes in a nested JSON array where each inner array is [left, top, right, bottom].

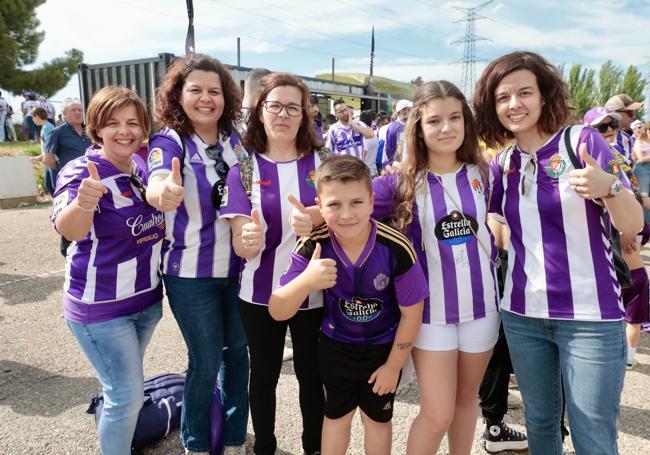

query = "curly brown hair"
[[86, 86, 150, 144], [243, 72, 323, 156], [393, 80, 483, 232], [154, 53, 241, 139], [473, 51, 570, 149]]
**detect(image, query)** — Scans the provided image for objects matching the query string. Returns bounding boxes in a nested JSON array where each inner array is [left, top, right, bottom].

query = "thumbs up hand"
[[568, 144, 617, 200], [303, 243, 337, 290], [288, 194, 313, 236], [241, 207, 264, 252], [158, 157, 185, 211], [76, 161, 107, 212]]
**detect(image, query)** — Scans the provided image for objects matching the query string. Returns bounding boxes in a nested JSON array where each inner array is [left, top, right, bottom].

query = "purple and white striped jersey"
[[613, 129, 634, 162], [147, 128, 247, 278], [383, 120, 406, 165], [51, 146, 164, 324], [489, 126, 631, 321], [373, 164, 499, 325], [325, 122, 366, 159], [279, 220, 428, 345], [219, 151, 325, 308]]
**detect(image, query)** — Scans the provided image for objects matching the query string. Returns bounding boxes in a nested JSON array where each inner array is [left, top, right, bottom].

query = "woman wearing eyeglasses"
[[473, 51, 643, 455], [52, 86, 164, 455], [220, 73, 326, 455], [145, 54, 249, 455]]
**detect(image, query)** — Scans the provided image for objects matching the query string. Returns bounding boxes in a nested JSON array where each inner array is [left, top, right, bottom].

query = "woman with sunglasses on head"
[[219, 72, 326, 455], [473, 51, 643, 455], [584, 108, 650, 370], [52, 86, 164, 455], [372, 80, 502, 455], [145, 54, 249, 455]]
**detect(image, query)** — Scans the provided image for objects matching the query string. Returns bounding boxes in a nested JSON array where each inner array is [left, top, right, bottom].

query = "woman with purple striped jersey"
[[473, 51, 643, 455], [373, 81, 500, 455], [145, 54, 249, 455], [53, 86, 163, 455], [220, 73, 326, 455]]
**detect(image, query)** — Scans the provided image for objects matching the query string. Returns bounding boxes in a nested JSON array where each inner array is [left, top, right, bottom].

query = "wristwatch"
[[603, 176, 624, 199]]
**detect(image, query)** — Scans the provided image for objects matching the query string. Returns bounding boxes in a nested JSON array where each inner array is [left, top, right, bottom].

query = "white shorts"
[[415, 311, 500, 353]]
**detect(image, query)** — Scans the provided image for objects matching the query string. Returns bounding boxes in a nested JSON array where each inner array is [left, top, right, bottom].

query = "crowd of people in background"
[[13, 48, 644, 455]]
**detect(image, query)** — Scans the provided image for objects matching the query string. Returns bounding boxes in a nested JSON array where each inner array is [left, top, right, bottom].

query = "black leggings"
[[239, 299, 324, 455]]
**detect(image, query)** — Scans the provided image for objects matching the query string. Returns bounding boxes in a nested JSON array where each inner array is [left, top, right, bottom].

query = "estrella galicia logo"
[[434, 210, 478, 245], [338, 297, 383, 322]]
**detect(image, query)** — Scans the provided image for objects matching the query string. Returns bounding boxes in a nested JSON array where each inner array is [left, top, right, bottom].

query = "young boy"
[[30, 107, 57, 194], [269, 155, 427, 455]]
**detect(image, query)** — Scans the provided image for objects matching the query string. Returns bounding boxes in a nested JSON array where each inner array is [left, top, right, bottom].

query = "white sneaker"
[[224, 444, 247, 455], [627, 358, 638, 370], [507, 391, 523, 409], [283, 346, 294, 361]]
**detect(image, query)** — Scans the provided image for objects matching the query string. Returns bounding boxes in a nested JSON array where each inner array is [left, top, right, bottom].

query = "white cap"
[[395, 99, 413, 113], [631, 119, 643, 129]]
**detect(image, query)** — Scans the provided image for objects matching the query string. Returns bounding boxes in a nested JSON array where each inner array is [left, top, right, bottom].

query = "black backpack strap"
[[239, 155, 254, 199], [563, 125, 581, 169], [179, 134, 187, 182]]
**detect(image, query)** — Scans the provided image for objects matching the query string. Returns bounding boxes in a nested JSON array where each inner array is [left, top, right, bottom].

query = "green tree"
[[561, 63, 597, 117], [621, 65, 646, 119], [597, 60, 623, 105], [0, 0, 83, 97]]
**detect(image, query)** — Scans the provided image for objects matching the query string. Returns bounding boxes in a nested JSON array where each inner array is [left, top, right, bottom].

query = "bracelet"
[[76, 204, 97, 213]]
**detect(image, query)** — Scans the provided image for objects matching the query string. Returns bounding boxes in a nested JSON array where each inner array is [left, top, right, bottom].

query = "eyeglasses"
[[129, 174, 152, 207], [521, 155, 537, 196], [595, 120, 619, 133], [262, 101, 303, 117]]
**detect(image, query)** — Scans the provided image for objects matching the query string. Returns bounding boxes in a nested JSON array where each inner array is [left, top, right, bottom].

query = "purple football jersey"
[[147, 128, 247, 278], [52, 145, 164, 324], [325, 122, 366, 160], [489, 126, 631, 321], [219, 151, 325, 307], [384, 120, 406, 164], [279, 220, 428, 345]]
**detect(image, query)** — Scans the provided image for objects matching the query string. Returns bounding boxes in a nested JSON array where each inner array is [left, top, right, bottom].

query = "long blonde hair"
[[393, 80, 482, 232]]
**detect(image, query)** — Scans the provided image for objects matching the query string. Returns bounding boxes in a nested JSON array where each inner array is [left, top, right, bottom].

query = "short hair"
[[244, 68, 272, 101], [309, 95, 319, 105], [244, 72, 322, 156], [31, 107, 48, 120], [62, 98, 82, 113], [359, 109, 373, 126], [473, 51, 570, 149], [155, 53, 241, 138], [85, 86, 151, 144], [333, 99, 346, 109], [639, 122, 650, 141], [314, 155, 371, 194]]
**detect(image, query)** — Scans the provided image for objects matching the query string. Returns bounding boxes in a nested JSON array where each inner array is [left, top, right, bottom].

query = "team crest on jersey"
[[52, 191, 70, 218], [339, 297, 383, 322], [373, 273, 389, 291], [305, 170, 316, 188], [148, 148, 163, 169], [471, 178, 483, 194], [434, 210, 478, 245], [545, 154, 568, 179]]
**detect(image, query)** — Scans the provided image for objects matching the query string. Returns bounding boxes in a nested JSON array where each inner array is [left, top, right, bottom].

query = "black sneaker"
[[479, 420, 528, 453]]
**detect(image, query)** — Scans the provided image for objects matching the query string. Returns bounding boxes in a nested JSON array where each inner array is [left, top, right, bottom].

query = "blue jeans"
[[164, 275, 249, 451], [633, 162, 650, 223], [67, 302, 162, 455], [502, 310, 626, 455]]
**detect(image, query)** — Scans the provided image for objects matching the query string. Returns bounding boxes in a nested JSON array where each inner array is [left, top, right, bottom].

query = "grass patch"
[[0, 141, 41, 157]]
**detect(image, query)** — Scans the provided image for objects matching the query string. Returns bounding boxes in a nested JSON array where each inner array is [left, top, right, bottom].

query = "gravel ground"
[[1, 206, 649, 454]]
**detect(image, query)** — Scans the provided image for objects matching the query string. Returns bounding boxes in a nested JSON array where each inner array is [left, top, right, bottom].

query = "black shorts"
[[319, 334, 399, 423]]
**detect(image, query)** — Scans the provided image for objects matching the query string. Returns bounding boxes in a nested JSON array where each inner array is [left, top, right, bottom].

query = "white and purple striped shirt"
[[52, 146, 164, 324], [489, 126, 630, 321], [219, 151, 325, 308], [373, 163, 498, 325], [325, 122, 366, 160], [148, 128, 247, 278], [613, 129, 634, 162]]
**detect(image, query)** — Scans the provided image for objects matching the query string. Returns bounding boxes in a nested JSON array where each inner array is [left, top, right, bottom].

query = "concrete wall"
[[0, 156, 38, 208]]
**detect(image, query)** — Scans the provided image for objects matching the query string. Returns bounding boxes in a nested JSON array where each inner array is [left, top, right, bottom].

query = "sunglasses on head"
[[129, 174, 153, 207], [595, 120, 619, 133]]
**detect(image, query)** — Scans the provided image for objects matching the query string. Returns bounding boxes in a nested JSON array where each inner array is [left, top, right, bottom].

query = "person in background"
[[310, 95, 324, 142], [605, 94, 643, 161], [0, 91, 8, 142], [382, 99, 412, 167], [326, 100, 374, 159], [39, 95, 56, 125], [146, 53, 249, 455], [29, 107, 57, 194], [631, 119, 643, 142], [22, 92, 42, 143], [240, 68, 272, 132], [51, 86, 163, 455], [4, 104, 17, 142], [359, 109, 379, 177], [474, 50, 643, 455], [44, 97, 93, 257]]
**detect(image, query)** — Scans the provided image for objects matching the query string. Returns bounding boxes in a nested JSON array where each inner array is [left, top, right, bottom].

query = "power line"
[[451, 0, 494, 98]]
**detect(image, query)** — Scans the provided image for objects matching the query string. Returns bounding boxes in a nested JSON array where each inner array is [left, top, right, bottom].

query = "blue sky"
[[4, 0, 650, 112]]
